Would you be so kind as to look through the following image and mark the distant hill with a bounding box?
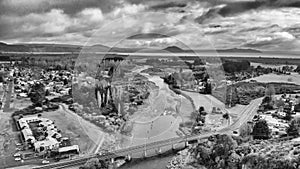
[0,42,261,54]
[128,33,169,39]
[0,42,82,53]
[217,48,262,53]
[163,46,185,53]
[0,42,29,52]
[82,44,110,53]
[163,46,262,53]
[85,44,144,53]
[0,42,144,53]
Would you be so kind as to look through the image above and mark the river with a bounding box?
[119,153,174,169]
[120,66,194,149]
[117,66,194,168]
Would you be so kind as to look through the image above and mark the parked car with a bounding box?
[15,157,21,161]
[13,153,21,157]
[42,160,50,164]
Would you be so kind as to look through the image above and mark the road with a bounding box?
[220,98,262,132]
[3,80,13,112]
[180,90,228,114]
[33,95,262,169]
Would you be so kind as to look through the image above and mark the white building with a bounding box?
[34,137,59,152]
[18,116,63,153]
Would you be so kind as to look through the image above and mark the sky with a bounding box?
[1,0,300,51]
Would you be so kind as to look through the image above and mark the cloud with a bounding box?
[0,1,148,44]
[283,24,300,38]
[111,3,146,17]
[1,0,300,52]
[274,32,296,40]
[218,1,264,17]
[0,8,105,42]
[0,9,70,39]
[150,1,187,10]
[0,0,120,16]
[259,0,300,7]
[133,37,178,48]
[194,5,224,24]
[244,31,296,50]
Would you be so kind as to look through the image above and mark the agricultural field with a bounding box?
[245,73,300,85]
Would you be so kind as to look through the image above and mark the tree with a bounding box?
[196,113,205,124]
[294,65,300,72]
[80,158,108,169]
[192,143,212,166]
[198,106,205,113]
[262,96,271,104]
[284,111,292,121]
[294,104,300,112]
[204,82,212,94]
[252,119,270,140]
[211,134,238,169]
[28,82,46,107]
[239,122,253,138]
[192,134,238,169]
[45,89,50,96]
[194,58,204,65]
[223,113,229,120]
[287,117,300,135]
[287,120,299,137]
[265,84,275,98]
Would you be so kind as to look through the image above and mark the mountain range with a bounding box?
[0,42,261,53]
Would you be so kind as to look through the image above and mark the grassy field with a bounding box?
[227,57,300,65]
[244,73,300,85]
[41,106,96,154]
[250,62,298,69]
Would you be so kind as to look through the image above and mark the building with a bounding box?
[34,137,59,152]
[17,116,66,153]
[58,145,79,154]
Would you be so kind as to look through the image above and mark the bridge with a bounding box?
[32,96,262,169]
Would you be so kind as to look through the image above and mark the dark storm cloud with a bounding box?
[193,0,300,19]
[150,2,187,10]
[192,1,266,25]
[218,1,263,17]
[260,0,300,7]
[285,1,300,7]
